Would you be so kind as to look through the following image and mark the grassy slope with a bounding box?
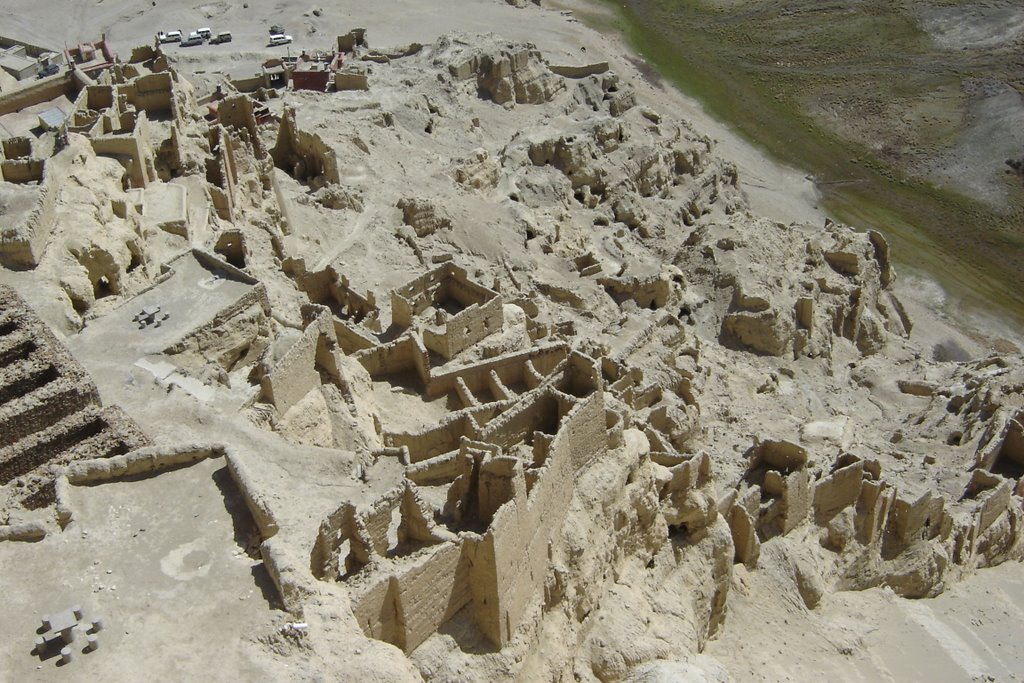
[589,0,1024,327]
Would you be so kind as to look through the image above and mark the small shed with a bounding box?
[37,107,66,131]
[0,48,37,80]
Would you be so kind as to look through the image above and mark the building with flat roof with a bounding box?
[0,46,38,81]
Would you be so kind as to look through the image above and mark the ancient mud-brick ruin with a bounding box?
[0,285,149,510]
[0,20,1023,681]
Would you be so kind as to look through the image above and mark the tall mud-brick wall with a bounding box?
[0,285,149,509]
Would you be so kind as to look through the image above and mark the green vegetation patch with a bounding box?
[593,0,1024,326]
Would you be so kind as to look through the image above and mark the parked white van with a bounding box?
[197,28,212,39]
[157,30,182,43]
[268,34,293,46]
[180,32,204,47]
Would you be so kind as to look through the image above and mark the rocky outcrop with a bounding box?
[685,217,911,358]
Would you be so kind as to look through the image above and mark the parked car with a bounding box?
[268,34,293,46]
[210,31,232,44]
[196,27,212,40]
[181,32,204,47]
[157,30,182,43]
[36,63,60,79]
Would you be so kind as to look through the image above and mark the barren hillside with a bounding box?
[0,1,1022,681]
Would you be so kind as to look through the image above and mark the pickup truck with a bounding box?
[210,31,232,44]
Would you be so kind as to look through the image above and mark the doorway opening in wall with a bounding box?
[94,275,114,300]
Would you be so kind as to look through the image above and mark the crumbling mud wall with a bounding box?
[272,107,340,186]
[334,482,472,653]
[708,219,910,359]
[207,125,239,221]
[472,390,606,645]
[126,71,174,115]
[0,137,45,184]
[284,264,383,353]
[65,71,177,189]
[356,334,432,386]
[445,36,565,106]
[89,110,158,189]
[311,344,610,653]
[0,73,73,116]
[260,308,338,413]
[390,263,503,360]
[0,285,149,511]
[425,344,568,401]
[218,94,265,157]
[0,157,44,183]
[289,261,381,328]
[164,282,272,373]
[0,155,59,268]
[0,28,1019,683]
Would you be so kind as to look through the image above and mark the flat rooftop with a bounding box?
[0,51,35,75]
[71,250,257,358]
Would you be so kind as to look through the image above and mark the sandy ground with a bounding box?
[709,559,1024,682]
[0,0,1021,680]
[0,458,283,682]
